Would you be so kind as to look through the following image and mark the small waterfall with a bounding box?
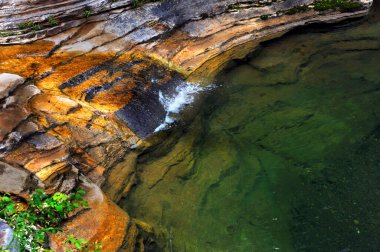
[154,82,213,133]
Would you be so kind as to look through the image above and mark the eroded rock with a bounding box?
[0,73,25,99]
[50,178,140,252]
[0,161,41,195]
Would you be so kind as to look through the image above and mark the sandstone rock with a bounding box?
[27,133,63,151]
[50,178,139,252]
[0,73,25,100]
[0,161,41,195]
[0,78,40,143]
[102,151,138,202]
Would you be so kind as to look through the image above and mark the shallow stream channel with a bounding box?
[122,2,380,251]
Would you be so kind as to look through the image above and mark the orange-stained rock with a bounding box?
[50,178,138,252]
[30,94,80,115]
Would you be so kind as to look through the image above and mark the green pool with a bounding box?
[124,3,380,251]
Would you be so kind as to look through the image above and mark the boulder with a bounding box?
[0,161,41,195]
[0,73,25,100]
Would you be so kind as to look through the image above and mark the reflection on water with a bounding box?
[123,3,380,251]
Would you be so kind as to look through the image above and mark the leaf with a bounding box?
[75,241,83,250]
[55,205,63,212]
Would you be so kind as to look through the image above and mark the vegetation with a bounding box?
[285,5,309,15]
[313,0,364,12]
[47,16,59,27]
[65,235,101,252]
[18,21,34,30]
[131,0,161,9]
[83,8,93,18]
[18,21,42,32]
[0,31,15,37]
[260,14,269,20]
[31,24,42,32]
[0,189,100,252]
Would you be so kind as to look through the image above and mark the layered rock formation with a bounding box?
[0,0,373,251]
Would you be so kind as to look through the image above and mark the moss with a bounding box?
[314,0,364,12]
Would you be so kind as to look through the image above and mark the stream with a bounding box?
[122,2,380,251]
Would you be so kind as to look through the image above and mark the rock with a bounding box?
[50,178,139,252]
[0,221,17,252]
[27,133,62,151]
[102,151,138,202]
[0,0,374,251]
[0,79,40,143]
[0,73,25,100]
[0,161,41,195]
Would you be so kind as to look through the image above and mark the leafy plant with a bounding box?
[0,189,92,252]
[65,235,101,252]
[0,31,15,37]
[83,8,92,18]
[31,24,42,32]
[17,21,42,32]
[18,21,34,30]
[131,0,161,8]
[313,0,363,12]
[285,5,309,15]
[47,16,59,27]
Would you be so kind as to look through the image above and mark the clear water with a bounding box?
[124,3,380,251]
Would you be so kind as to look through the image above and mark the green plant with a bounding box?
[132,0,144,8]
[31,23,42,31]
[285,5,309,15]
[65,235,101,252]
[0,31,15,37]
[18,21,34,30]
[260,14,269,20]
[313,0,363,12]
[47,16,59,27]
[0,189,90,252]
[18,21,43,31]
[131,0,161,8]
[83,8,92,18]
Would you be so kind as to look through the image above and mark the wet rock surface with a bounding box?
[0,0,374,251]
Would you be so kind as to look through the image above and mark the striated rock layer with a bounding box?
[0,0,373,251]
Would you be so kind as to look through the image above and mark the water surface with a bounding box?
[124,3,380,251]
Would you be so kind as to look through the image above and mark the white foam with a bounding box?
[154,82,212,132]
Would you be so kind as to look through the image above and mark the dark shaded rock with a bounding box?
[27,133,62,151]
[115,90,166,139]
